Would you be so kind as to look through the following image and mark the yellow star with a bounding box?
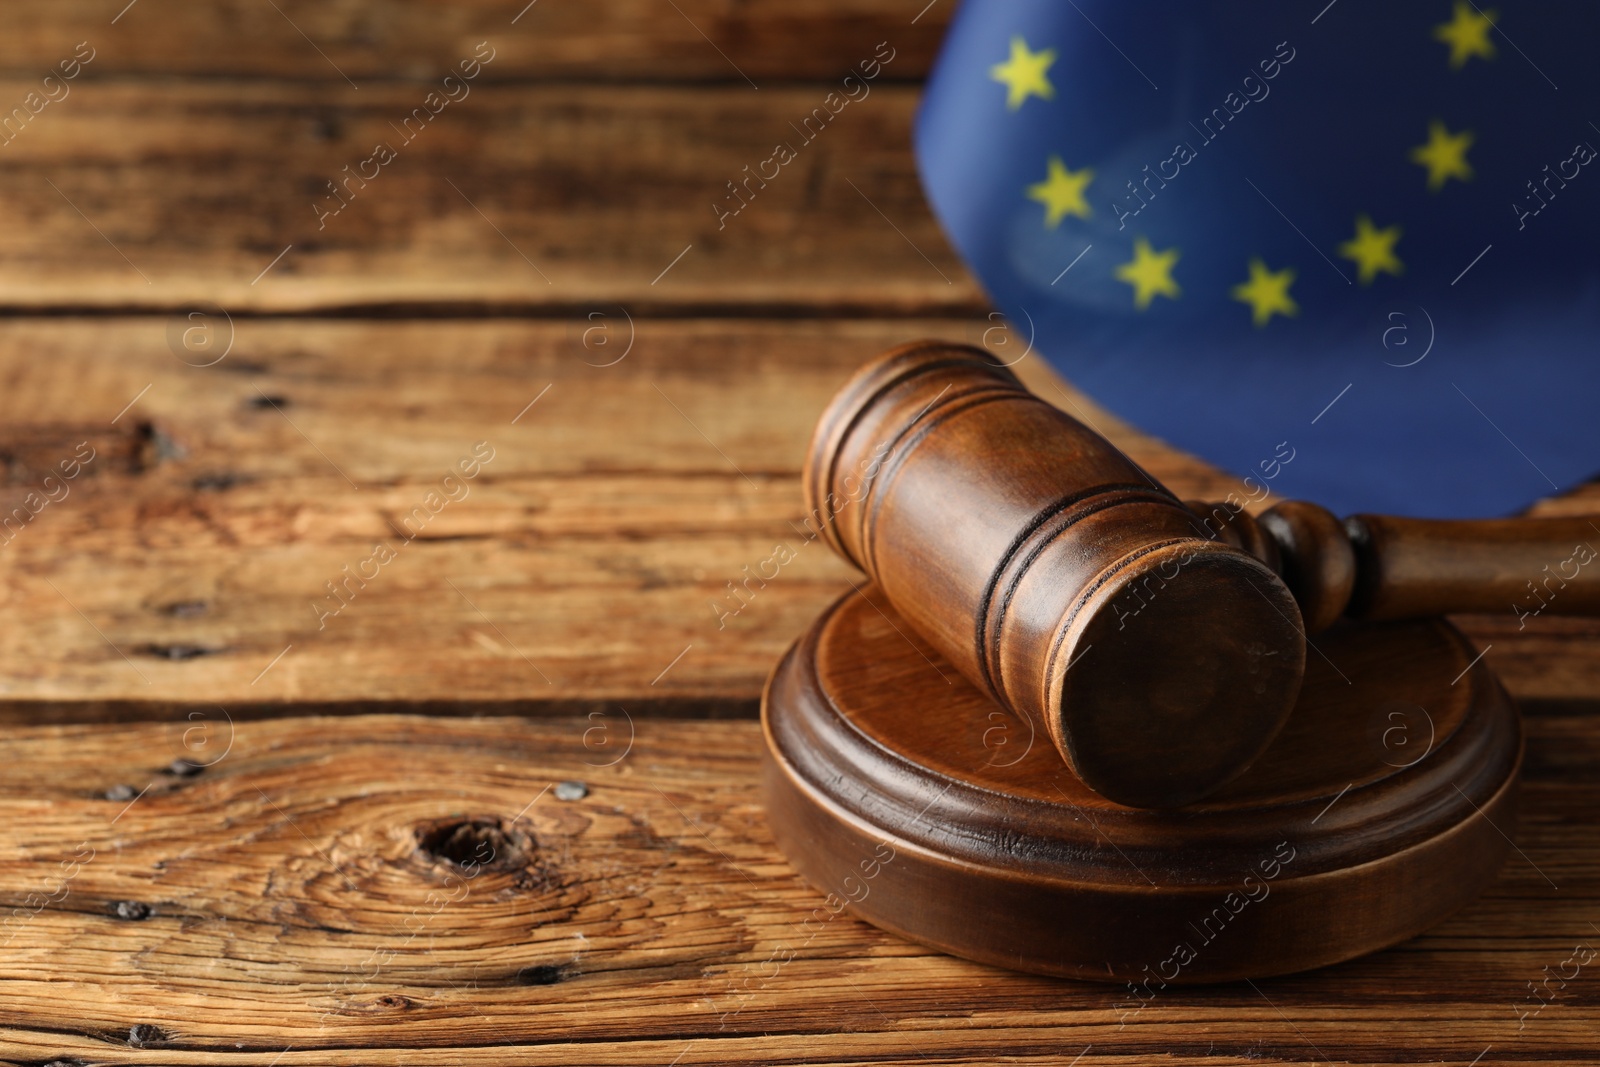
[1231,259,1298,327]
[990,36,1056,111]
[1338,215,1403,286]
[1114,238,1180,310]
[1027,156,1094,227]
[1411,120,1475,190]
[1434,1,1496,68]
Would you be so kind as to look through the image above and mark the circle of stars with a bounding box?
[993,2,1501,323]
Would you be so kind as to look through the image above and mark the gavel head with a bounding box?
[803,342,1306,808]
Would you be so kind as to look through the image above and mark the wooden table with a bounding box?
[2,4,1597,1064]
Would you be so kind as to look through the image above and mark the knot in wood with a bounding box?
[516,963,568,985]
[414,816,530,873]
[126,1023,167,1047]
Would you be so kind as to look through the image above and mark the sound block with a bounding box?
[762,587,1521,983]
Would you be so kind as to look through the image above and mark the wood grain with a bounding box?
[803,342,1305,807]
[0,3,1592,1061]
[0,80,976,312]
[0,713,1593,1063]
[0,317,1595,714]
[0,0,949,82]
[766,590,1518,979]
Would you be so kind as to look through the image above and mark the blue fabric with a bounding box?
[915,0,1600,517]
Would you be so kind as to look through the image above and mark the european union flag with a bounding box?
[916,0,1600,517]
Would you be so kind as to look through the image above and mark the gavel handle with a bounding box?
[1189,499,1600,633]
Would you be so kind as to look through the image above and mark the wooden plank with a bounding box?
[1,0,949,82]
[0,712,1594,1063]
[0,317,907,710]
[0,80,977,312]
[0,316,1595,714]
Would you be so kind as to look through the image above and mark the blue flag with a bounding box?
[915,0,1600,518]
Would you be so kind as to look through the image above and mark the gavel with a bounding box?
[805,342,1600,808]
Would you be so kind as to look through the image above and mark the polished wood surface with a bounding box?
[805,343,1600,808]
[764,588,1519,981]
[804,342,1305,809]
[1202,497,1355,633]
[0,2,1597,1063]
[1349,513,1600,621]
[1208,503,1600,629]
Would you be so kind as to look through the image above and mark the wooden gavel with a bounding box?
[806,342,1600,808]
